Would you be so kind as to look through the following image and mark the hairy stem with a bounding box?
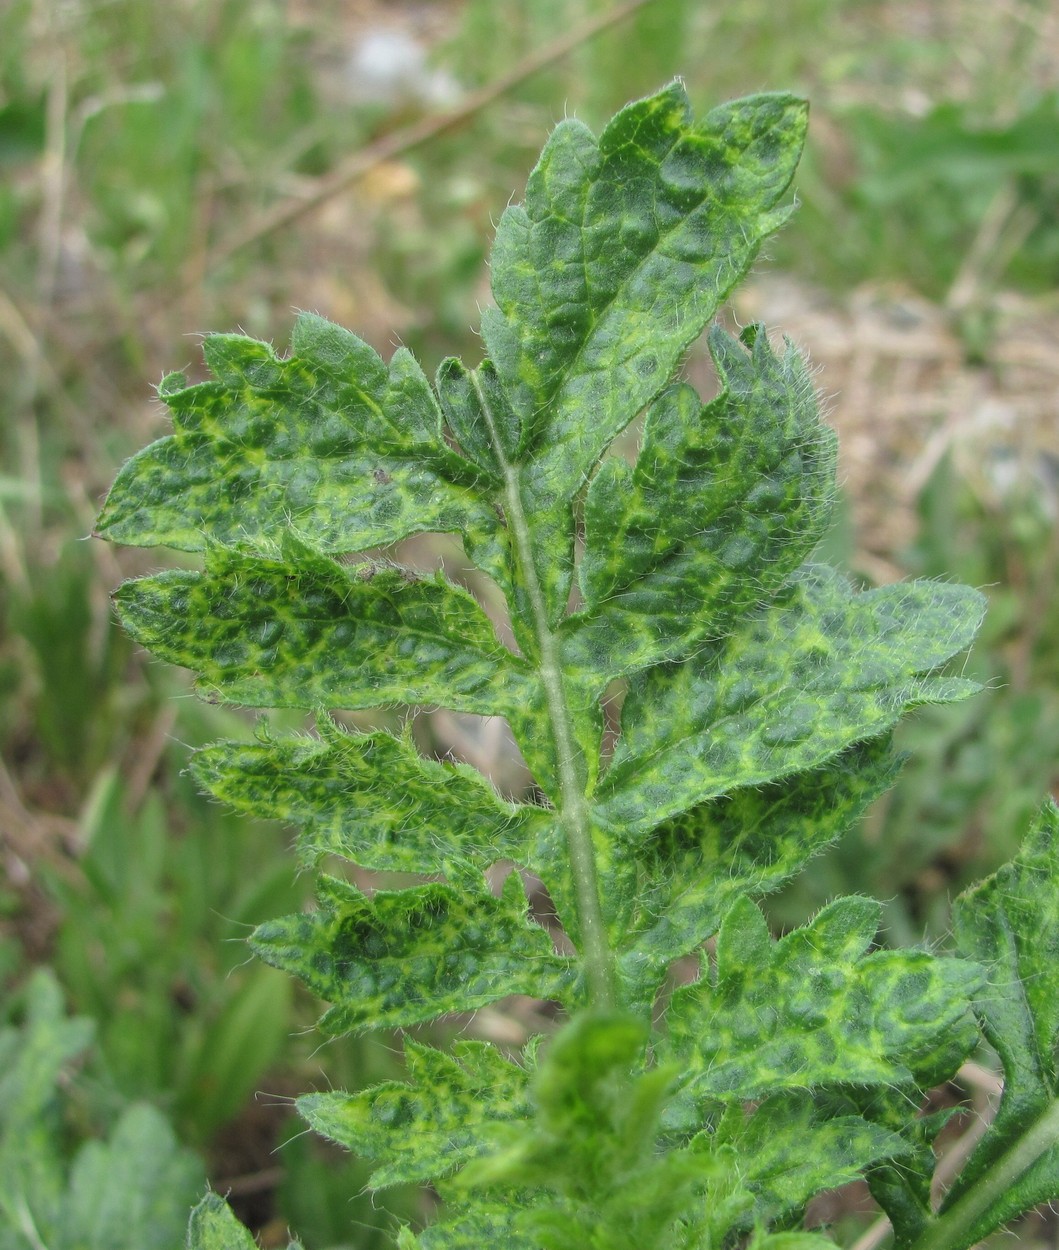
[472,375,617,1009]
[909,1098,1059,1250]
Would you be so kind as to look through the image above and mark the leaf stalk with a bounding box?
[471,373,617,1009]
[909,1097,1059,1250]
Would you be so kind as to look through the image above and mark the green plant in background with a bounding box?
[95,82,1059,1249]
[0,968,204,1249]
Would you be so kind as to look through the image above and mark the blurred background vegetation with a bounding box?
[0,0,1057,1246]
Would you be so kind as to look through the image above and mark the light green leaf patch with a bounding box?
[299,1039,532,1188]
[96,315,507,580]
[192,719,549,883]
[114,539,533,717]
[565,325,836,683]
[665,895,982,1100]
[600,565,984,835]
[252,872,577,1033]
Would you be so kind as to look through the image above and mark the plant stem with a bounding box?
[472,376,617,1010]
[908,1098,1059,1250]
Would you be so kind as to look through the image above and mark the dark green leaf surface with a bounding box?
[600,566,984,835]
[192,719,547,882]
[115,541,532,716]
[484,85,807,621]
[665,896,981,1100]
[566,326,836,681]
[253,872,576,1033]
[299,1039,532,1187]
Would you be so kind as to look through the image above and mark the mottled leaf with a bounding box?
[614,737,899,1001]
[665,896,982,1099]
[711,1093,908,1226]
[187,1192,301,1250]
[114,540,533,717]
[252,872,576,1032]
[410,1202,538,1250]
[92,80,1000,1250]
[192,719,547,882]
[96,315,506,577]
[600,565,984,836]
[299,1039,532,1187]
[485,84,807,620]
[565,326,835,681]
[924,798,1059,1245]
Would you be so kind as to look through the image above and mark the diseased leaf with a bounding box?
[926,798,1059,1245]
[599,566,984,836]
[192,719,547,883]
[410,1202,538,1250]
[711,1093,909,1226]
[115,540,533,717]
[665,896,982,1100]
[187,1192,302,1250]
[253,872,576,1033]
[484,86,808,621]
[95,80,1004,1250]
[566,326,835,681]
[299,1040,532,1188]
[614,737,900,1001]
[96,316,507,575]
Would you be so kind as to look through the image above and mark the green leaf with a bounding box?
[93,81,999,1250]
[96,315,505,576]
[187,1192,302,1250]
[565,326,836,681]
[615,737,900,1001]
[710,1093,909,1227]
[410,1202,538,1250]
[919,798,1059,1246]
[192,719,547,883]
[62,1104,204,1250]
[0,970,95,1245]
[665,896,982,1100]
[599,566,984,836]
[114,540,533,716]
[298,1039,532,1187]
[462,1012,714,1250]
[484,84,807,621]
[252,872,576,1032]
